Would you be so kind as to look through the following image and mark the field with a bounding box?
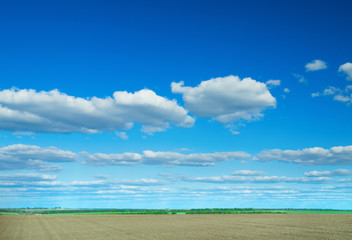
[1,214,352,239]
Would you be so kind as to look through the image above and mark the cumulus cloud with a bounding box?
[305,60,327,71]
[0,144,77,172]
[304,169,352,177]
[81,150,251,167]
[171,75,276,124]
[255,145,352,165]
[265,80,281,87]
[312,86,352,104]
[0,88,195,134]
[339,62,352,80]
[231,170,266,176]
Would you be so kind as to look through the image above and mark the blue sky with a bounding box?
[1,0,352,209]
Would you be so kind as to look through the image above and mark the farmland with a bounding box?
[1,214,352,239]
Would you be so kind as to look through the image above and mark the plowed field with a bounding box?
[1,214,352,239]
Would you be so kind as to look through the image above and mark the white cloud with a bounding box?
[232,170,266,176]
[81,150,251,167]
[0,173,56,181]
[305,60,327,71]
[312,86,351,104]
[255,145,352,165]
[70,178,164,187]
[229,130,240,135]
[185,185,292,192]
[225,123,244,135]
[175,148,191,152]
[171,75,276,124]
[0,88,195,134]
[0,144,77,172]
[312,86,340,97]
[293,73,306,83]
[80,151,142,166]
[333,94,351,103]
[283,88,290,93]
[304,169,352,177]
[265,80,281,87]
[94,174,109,179]
[115,131,128,140]
[323,86,341,95]
[183,175,330,184]
[0,174,165,189]
[339,62,352,80]
[311,93,319,97]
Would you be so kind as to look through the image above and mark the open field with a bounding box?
[1,214,352,240]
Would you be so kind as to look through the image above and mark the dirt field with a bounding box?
[1,214,352,239]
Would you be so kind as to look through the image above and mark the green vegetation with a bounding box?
[282,209,352,214]
[1,208,352,215]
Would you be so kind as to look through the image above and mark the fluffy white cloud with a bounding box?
[231,170,266,176]
[171,75,276,124]
[339,62,352,80]
[0,144,77,172]
[265,80,281,87]
[304,169,352,177]
[305,59,327,71]
[0,88,195,134]
[283,88,290,93]
[81,150,251,167]
[255,145,352,165]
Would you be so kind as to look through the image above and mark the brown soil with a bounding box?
[1,214,351,240]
